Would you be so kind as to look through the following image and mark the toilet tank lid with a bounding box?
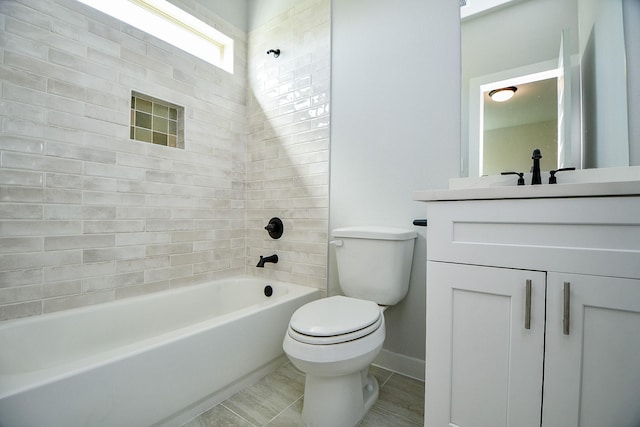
[332,226,417,241]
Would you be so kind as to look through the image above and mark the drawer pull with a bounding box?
[525,279,532,330]
[563,282,571,335]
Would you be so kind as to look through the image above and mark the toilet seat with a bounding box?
[288,296,382,345]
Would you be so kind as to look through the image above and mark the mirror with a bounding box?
[481,77,558,175]
[461,0,639,177]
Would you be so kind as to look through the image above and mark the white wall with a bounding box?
[330,0,460,371]
[246,0,298,31]
[191,0,248,32]
[580,0,629,168]
[624,0,640,166]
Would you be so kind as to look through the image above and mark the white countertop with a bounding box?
[413,166,640,202]
[413,180,640,201]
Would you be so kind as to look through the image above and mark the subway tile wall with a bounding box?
[0,0,249,321]
[246,0,330,289]
[0,0,330,322]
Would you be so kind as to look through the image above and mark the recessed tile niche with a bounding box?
[130,92,184,148]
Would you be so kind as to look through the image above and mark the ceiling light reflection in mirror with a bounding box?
[482,77,558,175]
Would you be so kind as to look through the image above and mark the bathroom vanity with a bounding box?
[414,171,640,427]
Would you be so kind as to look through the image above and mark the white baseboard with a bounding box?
[373,349,425,381]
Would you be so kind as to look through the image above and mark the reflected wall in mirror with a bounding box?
[482,78,557,175]
[461,0,640,177]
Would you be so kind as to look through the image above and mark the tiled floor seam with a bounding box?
[183,364,424,426]
[265,395,304,426]
[378,372,394,388]
[220,402,259,427]
[370,404,423,426]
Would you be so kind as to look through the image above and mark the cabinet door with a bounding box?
[543,273,640,427]
[426,262,546,427]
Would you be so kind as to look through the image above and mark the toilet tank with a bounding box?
[332,226,417,305]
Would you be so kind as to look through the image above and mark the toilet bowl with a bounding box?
[283,296,386,427]
[283,226,417,427]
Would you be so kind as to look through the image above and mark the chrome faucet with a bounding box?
[531,149,542,185]
[256,254,278,268]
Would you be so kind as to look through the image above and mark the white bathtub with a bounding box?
[0,276,320,427]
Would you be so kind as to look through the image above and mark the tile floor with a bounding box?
[182,362,424,426]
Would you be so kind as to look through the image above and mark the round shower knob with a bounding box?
[264,217,283,239]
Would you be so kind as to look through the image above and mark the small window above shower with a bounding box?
[75,0,234,73]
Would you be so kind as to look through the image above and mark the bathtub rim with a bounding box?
[0,275,321,400]
[0,275,311,329]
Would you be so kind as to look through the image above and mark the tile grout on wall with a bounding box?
[0,0,330,322]
[245,0,331,290]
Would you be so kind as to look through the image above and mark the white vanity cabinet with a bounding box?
[422,196,640,427]
[543,272,640,426]
[427,262,546,426]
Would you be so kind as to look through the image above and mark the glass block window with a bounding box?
[130,92,184,148]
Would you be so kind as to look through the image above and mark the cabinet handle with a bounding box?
[563,282,571,335]
[525,279,532,330]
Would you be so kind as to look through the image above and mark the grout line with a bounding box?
[372,364,426,383]
[264,394,304,425]
[220,403,259,427]
[188,367,423,426]
[377,370,395,388]
[369,406,424,427]
[376,407,424,426]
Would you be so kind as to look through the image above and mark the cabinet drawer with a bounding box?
[426,196,640,279]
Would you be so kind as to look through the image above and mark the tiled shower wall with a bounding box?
[0,0,331,322]
[246,0,330,289]
[0,0,249,321]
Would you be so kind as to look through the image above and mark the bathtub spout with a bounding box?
[257,254,278,267]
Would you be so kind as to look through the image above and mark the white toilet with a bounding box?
[283,226,417,427]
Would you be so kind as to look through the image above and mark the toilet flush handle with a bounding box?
[330,240,343,247]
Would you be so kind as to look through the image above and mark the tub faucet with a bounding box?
[531,148,542,185]
[256,254,278,268]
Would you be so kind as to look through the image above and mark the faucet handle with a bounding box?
[501,171,525,186]
[264,217,283,239]
[548,167,576,184]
